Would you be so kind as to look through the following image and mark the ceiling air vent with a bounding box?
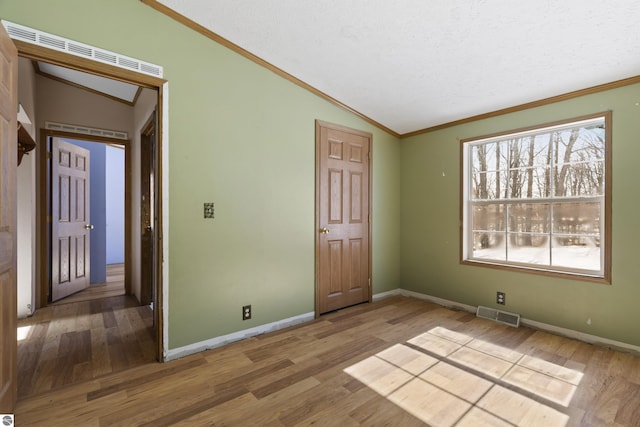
[45,122,128,141]
[2,20,163,79]
[476,305,520,328]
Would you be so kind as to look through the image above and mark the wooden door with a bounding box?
[51,138,91,301]
[0,23,18,413]
[140,112,156,307]
[316,121,371,314]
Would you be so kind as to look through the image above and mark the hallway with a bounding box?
[17,264,155,399]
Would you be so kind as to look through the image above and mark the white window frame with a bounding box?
[461,112,611,283]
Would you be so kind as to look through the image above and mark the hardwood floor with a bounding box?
[17,264,155,400]
[52,263,126,305]
[14,296,640,426]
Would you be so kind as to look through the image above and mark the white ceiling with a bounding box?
[157,0,640,135]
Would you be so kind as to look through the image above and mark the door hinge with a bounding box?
[47,215,52,223]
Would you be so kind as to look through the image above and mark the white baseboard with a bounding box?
[397,289,477,313]
[372,289,401,301]
[166,288,640,361]
[165,311,315,361]
[395,289,640,356]
[519,318,640,355]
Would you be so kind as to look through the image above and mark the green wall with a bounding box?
[401,83,640,347]
[1,0,401,349]
[6,0,636,351]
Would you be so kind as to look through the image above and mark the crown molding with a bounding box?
[140,0,400,138]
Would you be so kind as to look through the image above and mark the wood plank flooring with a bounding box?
[52,264,126,305]
[17,263,155,400]
[13,296,640,426]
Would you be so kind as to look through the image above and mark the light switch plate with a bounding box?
[204,202,215,219]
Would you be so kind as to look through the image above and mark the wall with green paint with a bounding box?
[1,0,401,349]
[8,0,636,351]
[401,83,640,347]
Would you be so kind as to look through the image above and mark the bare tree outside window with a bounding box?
[462,113,610,281]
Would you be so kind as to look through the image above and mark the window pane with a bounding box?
[471,143,509,199]
[555,127,605,165]
[511,135,551,168]
[551,201,601,269]
[471,142,508,172]
[471,171,500,199]
[553,162,604,197]
[551,239,600,270]
[507,233,550,265]
[473,204,506,231]
[506,203,550,265]
[507,203,550,233]
[472,232,506,261]
[552,202,601,237]
[508,167,550,198]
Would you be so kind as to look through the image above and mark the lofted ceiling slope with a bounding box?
[151,0,640,136]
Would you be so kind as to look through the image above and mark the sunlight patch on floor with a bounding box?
[17,325,32,341]
[344,326,582,426]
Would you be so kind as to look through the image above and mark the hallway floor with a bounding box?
[17,264,155,399]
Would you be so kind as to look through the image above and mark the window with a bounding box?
[461,112,611,282]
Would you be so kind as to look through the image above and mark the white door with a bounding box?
[51,138,91,301]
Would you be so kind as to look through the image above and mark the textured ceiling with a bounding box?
[157,0,640,135]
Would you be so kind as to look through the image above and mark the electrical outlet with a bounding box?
[242,304,251,320]
[496,291,506,305]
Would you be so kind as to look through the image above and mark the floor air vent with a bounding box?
[476,306,520,327]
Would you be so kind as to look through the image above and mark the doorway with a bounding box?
[47,136,127,303]
[0,20,167,410]
[11,35,165,401]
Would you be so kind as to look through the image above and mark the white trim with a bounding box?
[2,20,163,78]
[167,287,640,361]
[398,289,477,313]
[161,83,170,360]
[519,318,640,356]
[167,289,402,360]
[165,311,315,361]
[397,289,640,356]
[372,289,401,301]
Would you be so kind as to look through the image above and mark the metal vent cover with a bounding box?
[476,305,520,328]
[45,122,128,140]
[2,20,163,78]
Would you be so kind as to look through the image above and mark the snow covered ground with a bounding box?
[473,244,600,271]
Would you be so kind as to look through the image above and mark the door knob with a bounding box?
[84,224,94,230]
[320,227,330,234]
